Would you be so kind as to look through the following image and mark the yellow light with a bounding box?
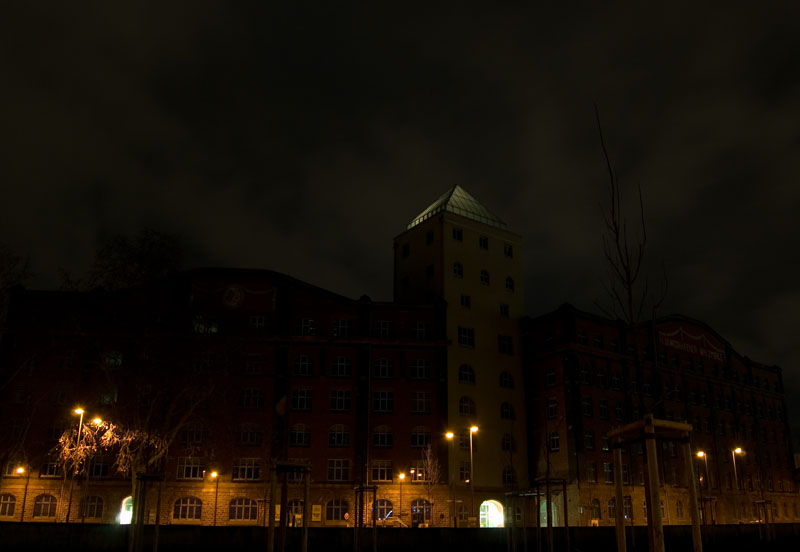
[74,408,85,415]
[15,467,25,474]
[92,418,103,425]
[399,473,405,480]
[734,447,743,454]
[470,426,479,433]
[696,451,705,458]
[210,471,218,479]
[445,431,454,440]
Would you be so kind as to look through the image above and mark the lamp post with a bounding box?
[210,471,219,526]
[469,426,478,522]
[697,451,710,525]
[399,473,405,522]
[16,467,30,523]
[66,407,86,523]
[731,447,743,520]
[445,431,456,527]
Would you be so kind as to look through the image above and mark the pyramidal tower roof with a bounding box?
[407,185,507,230]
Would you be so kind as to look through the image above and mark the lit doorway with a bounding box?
[479,500,504,527]
[119,496,133,524]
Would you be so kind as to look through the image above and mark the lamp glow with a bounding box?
[74,408,85,415]
[445,431,454,439]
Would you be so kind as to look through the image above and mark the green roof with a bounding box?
[407,185,507,230]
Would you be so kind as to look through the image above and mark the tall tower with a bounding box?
[394,186,527,513]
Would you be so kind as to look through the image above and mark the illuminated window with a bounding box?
[373,499,393,520]
[173,497,202,520]
[229,497,258,520]
[459,461,471,481]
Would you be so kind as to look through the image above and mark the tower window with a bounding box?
[505,277,515,292]
[479,236,489,250]
[460,294,471,309]
[452,227,463,241]
[453,262,463,278]
[480,270,490,285]
[504,243,513,257]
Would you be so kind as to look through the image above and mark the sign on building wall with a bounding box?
[658,327,725,362]
[312,505,322,522]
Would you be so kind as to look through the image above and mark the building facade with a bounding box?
[523,304,798,527]
[0,187,796,529]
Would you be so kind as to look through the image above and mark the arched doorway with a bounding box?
[539,500,559,526]
[479,500,504,527]
[119,496,133,525]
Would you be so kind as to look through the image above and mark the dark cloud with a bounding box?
[3,2,800,446]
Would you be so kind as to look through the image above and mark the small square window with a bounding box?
[452,227,463,241]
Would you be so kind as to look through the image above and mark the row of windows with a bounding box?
[457,365,515,387]
[401,228,514,257]
[290,390,437,414]
[457,397,517,420]
[456,328,515,354]
[0,494,102,519]
[294,319,429,339]
[286,356,434,379]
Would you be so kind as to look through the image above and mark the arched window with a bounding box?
[502,467,516,486]
[411,426,431,448]
[373,499,393,521]
[0,494,16,517]
[81,495,104,519]
[411,499,431,526]
[326,499,348,521]
[373,425,393,448]
[229,497,258,520]
[173,497,202,520]
[608,498,616,519]
[453,262,463,278]
[501,402,516,420]
[591,499,601,520]
[33,494,57,518]
[499,371,514,388]
[328,424,350,447]
[505,277,515,291]
[458,364,475,384]
[459,396,476,417]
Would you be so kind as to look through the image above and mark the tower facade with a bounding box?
[394,186,528,509]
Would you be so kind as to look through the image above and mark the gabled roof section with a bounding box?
[407,185,507,230]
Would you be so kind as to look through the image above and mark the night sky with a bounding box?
[3,3,800,448]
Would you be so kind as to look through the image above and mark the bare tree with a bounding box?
[421,444,441,509]
[594,105,667,325]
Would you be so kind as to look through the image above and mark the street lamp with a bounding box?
[210,471,219,526]
[16,466,31,523]
[399,472,405,522]
[469,426,478,521]
[66,407,86,523]
[445,431,456,527]
[697,451,710,525]
[731,447,743,521]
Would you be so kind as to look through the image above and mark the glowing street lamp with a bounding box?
[469,426,478,521]
[210,471,219,526]
[399,472,406,520]
[15,466,31,522]
[731,447,743,492]
[445,431,456,527]
[696,451,709,491]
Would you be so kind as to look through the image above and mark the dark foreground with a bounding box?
[2,523,800,552]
